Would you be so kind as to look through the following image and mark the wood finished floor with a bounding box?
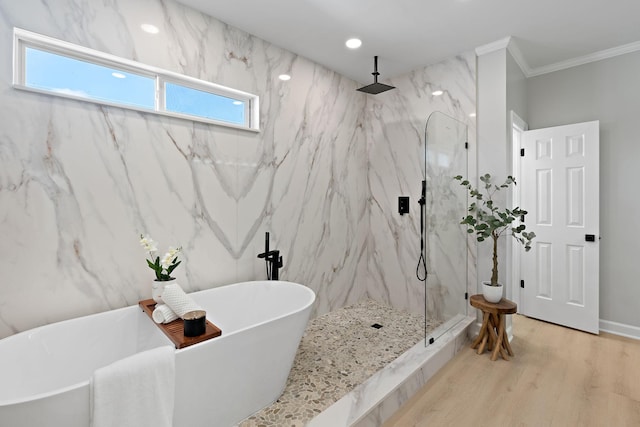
[384,314,640,427]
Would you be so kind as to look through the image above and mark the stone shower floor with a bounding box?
[238,299,442,427]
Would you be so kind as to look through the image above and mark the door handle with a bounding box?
[585,234,596,242]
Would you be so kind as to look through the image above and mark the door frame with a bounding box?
[509,111,528,310]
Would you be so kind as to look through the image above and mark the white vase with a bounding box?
[152,278,176,303]
[482,281,503,303]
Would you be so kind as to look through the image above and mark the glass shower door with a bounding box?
[423,111,469,344]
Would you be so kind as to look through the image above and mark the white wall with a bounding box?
[0,0,479,338]
[475,46,530,338]
[476,48,508,293]
[366,53,477,319]
[0,0,369,338]
[526,50,640,328]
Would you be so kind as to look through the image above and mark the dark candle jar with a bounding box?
[183,310,206,337]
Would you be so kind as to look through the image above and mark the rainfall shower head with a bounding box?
[357,56,395,95]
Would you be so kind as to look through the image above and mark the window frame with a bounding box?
[12,28,260,132]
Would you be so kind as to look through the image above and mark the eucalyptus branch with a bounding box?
[455,174,536,286]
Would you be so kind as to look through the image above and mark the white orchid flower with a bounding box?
[139,234,157,253]
[141,235,182,281]
[160,253,172,269]
[161,246,181,269]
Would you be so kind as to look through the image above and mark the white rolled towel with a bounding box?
[161,283,203,318]
[152,304,179,324]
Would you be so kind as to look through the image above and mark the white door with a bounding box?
[520,121,600,334]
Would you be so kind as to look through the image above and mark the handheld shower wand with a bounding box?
[417,180,427,282]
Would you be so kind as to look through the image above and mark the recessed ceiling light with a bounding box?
[469,112,476,118]
[278,74,291,81]
[111,72,126,79]
[345,38,362,49]
[432,90,444,96]
[141,24,159,34]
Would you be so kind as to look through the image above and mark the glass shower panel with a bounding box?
[423,111,468,343]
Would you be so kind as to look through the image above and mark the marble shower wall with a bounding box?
[366,53,477,319]
[0,0,368,338]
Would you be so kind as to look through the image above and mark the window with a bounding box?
[25,47,156,109]
[13,28,259,131]
[165,82,247,125]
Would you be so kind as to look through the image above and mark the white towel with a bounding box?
[90,345,175,427]
[152,304,179,324]
[162,283,202,318]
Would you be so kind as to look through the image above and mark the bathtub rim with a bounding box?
[181,280,316,351]
[0,303,139,407]
[0,280,315,407]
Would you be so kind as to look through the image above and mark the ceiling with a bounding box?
[176,0,640,83]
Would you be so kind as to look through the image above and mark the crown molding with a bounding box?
[528,40,640,77]
[475,36,532,77]
[475,37,511,56]
[476,36,640,78]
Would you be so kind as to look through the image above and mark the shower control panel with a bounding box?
[398,196,410,215]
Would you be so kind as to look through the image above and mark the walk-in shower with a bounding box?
[229,110,473,426]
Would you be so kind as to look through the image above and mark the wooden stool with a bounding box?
[469,294,517,361]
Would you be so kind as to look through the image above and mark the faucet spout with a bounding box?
[257,250,279,259]
[257,232,283,280]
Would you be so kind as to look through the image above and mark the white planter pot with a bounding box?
[152,278,176,303]
[482,281,503,303]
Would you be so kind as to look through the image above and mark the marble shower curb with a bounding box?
[308,314,474,427]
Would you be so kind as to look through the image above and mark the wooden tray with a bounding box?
[139,299,222,349]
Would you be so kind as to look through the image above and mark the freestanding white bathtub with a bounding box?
[0,280,315,427]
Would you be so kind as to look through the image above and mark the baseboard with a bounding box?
[599,319,640,340]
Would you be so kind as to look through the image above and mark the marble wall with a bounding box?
[366,54,477,320]
[0,0,477,339]
[0,0,368,338]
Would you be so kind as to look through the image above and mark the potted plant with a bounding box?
[454,174,535,303]
[140,234,183,303]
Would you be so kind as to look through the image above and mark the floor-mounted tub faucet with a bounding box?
[257,232,283,280]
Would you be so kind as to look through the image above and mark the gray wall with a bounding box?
[505,49,528,303]
[527,50,640,328]
[507,51,528,125]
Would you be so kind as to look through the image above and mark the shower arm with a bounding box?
[372,56,380,83]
